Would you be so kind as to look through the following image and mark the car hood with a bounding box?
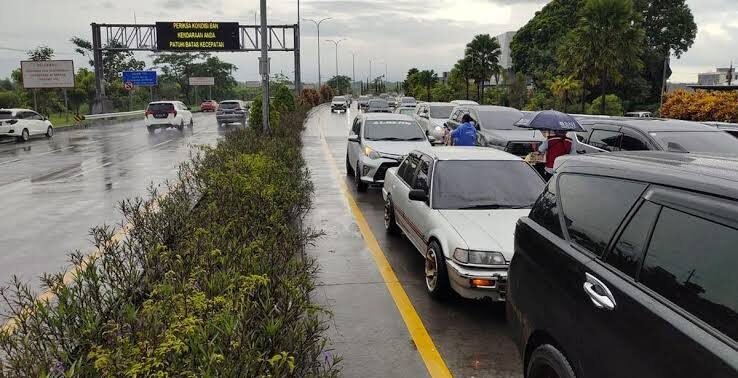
[439,209,531,261]
[479,129,545,142]
[364,140,431,158]
[430,118,447,128]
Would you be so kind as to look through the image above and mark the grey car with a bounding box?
[367,99,392,113]
[216,100,249,126]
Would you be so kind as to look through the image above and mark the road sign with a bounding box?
[122,70,157,86]
[189,77,215,86]
[156,22,240,51]
[21,60,75,89]
[124,81,134,91]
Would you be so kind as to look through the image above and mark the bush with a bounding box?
[299,89,321,108]
[587,94,624,116]
[248,97,281,132]
[273,84,296,113]
[319,85,334,104]
[661,89,738,122]
[0,107,339,377]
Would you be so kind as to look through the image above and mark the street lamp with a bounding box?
[303,17,331,88]
[325,38,346,79]
[350,51,357,95]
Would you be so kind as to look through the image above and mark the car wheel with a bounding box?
[355,161,368,192]
[147,126,156,134]
[45,126,53,137]
[189,118,194,128]
[384,196,400,235]
[178,120,184,131]
[425,241,451,299]
[346,154,355,176]
[527,345,576,378]
[17,129,29,143]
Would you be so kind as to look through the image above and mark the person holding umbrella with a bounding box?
[515,110,585,180]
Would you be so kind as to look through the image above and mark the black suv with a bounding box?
[576,117,738,155]
[446,105,544,157]
[508,152,738,378]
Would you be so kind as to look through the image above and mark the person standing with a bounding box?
[537,130,576,180]
[447,114,477,146]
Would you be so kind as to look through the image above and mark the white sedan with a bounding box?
[0,108,54,142]
[382,147,545,300]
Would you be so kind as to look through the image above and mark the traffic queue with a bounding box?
[339,94,738,378]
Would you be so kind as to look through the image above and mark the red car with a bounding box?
[200,100,218,112]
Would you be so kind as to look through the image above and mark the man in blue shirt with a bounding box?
[448,114,477,146]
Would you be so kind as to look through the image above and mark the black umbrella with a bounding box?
[515,110,585,132]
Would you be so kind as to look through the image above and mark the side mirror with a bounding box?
[348,135,360,143]
[427,135,437,143]
[408,189,428,202]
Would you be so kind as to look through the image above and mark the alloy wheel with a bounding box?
[425,248,438,291]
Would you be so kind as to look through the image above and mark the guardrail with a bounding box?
[84,110,144,120]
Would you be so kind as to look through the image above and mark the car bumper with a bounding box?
[358,157,401,185]
[446,260,508,301]
[331,105,346,110]
[0,127,21,137]
[145,118,180,128]
[216,114,246,123]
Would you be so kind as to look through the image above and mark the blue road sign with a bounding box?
[122,71,157,86]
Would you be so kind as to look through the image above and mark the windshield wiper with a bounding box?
[457,204,532,210]
[372,137,409,141]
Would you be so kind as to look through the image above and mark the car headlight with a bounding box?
[453,249,506,265]
[364,146,382,159]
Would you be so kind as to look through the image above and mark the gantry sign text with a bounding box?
[156,22,240,51]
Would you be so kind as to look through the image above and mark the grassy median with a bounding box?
[0,104,340,377]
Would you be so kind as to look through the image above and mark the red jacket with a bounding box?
[545,136,572,169]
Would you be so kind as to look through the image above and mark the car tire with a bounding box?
[425,240,451,300]
[527,344,576,378]
[188,118,194,128]
[384,196,400,235]
[17,129,29,143]
[147,126,156,134]
[355,161,368,192]
[45,126,53,137]
[177,120,184,131]
[346,154,355,176]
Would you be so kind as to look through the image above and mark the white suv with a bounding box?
[144,101,193,133]
[0,108,54,143]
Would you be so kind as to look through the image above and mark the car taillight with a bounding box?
[169,110,177,117]
[7,119,17,125]
[144,110,152,117]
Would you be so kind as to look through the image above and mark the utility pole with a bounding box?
[325,38,346,79]
[659,49,670,111]
[303,17,331,88]
[350,51,357,95]
[260,0,270,132]
[369,59,373,93]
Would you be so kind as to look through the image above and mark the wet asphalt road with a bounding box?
[0,113,223,288]
[307,104,523,377]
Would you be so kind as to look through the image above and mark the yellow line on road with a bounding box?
[316,114,452,378]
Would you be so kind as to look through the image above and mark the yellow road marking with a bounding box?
[316,115,452,378]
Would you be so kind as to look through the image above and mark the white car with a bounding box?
[331,96,348,113]
[0,108,54,142]
[414,102,455,144]
[450,100,479,106]
[144,101,193,133]
[346,113,432,192]
[382,147,545,300]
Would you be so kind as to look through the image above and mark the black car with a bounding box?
[508,152,738,378]
[576,117,738,155]
[446,105,544,157]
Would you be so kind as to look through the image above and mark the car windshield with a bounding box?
[649,131,738,155]
[364,120,425,141]
[401,97,416,104]
[430,106,454,119]
[398,108,415,115]
[359,96,369,101]
[218,102,241,110]
[147,103,174,112]
[0,111,14,120]
[476,110,523,130]
[432,160,544,209]
[369,100,389,108]
[333,96,345,101]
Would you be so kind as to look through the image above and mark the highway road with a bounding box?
[0,113,224,288]
[304,104,523,377]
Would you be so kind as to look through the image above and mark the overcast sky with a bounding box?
[0,0,735,84]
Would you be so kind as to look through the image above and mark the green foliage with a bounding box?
[0,105,339,377]
[484,86,509,106]
[0,91,21,108]
[508,72,529,110]
[549,75,582,112]
[636,0,696,58]
[587,94,624,115]
[465,34,502,103]
[403,68,420,96]
[453,58,473,100]
[273,84,296,113]
[299,89,321,107]
[524,90,556,111]
[431,83,455,102]
[416,70,439,102]
[27,45,55,61]
[152,52,238,104]
[326,75,352,95]
[248,97,280,131]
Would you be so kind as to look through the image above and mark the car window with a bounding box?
[0,111,13,120]
[429,106,454,119]
[620,130,649,151]
[529,179,564,238]
[476,110,523,130]
[414,156,432,192]
[649,131,738,155]
[588,129,623,151]
[30,112,43,120]
[351,118,361,136]
[399,154,420,185]
[606,201,661,277]
[639,206,738,343]
[559,174,647,256]
[148,103,175,112]
[363,120,425,141]
[219,101,242,110]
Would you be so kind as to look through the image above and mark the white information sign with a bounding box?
[21,60,75,89]
[189,76,215,86]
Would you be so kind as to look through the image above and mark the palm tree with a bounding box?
[549,75,582,112]
[465,34,502,104]
[416,70,438,102]
[454,57,473,100]
[558,0,644,114]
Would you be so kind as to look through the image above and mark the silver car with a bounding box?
[414,102,455,144]
[367,99,391,113]
[216,100,249,126]
[346,113,432,192]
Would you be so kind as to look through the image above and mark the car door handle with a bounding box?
[583,273,616,311]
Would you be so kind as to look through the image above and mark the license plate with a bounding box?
[154,113,168,119]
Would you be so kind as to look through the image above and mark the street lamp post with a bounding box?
[325,38,346,80]
[303,17,331,88]
[350,51,357,95]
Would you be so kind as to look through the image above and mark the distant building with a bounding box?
[495,31,516,71]
[697,67,735,86]
[441,71,449,84]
